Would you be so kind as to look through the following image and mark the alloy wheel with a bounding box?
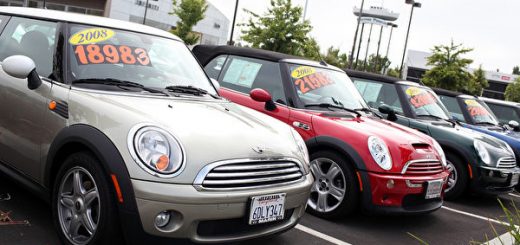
[445,160,458,193]
[308,158,347,213]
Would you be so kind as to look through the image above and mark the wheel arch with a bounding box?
[437,140,475,178]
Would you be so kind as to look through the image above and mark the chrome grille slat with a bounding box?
[203,173,303,186]
[206,167,300,178]
[402,159,443,175]
[497,157,517,169]
[213,163,296,171]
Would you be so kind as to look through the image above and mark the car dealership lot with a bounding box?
[1,175,518,245]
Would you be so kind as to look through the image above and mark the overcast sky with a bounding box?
[207,0,520,73]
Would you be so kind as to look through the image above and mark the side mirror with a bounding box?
[210,78,220,90]
[509,120,520,131]
[378,104,397,122]
[250,88,276,111]
[1,55,41,90]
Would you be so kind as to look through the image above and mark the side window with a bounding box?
[204,55,227,80]
[0,17,57,77]
[439,95,466,122]
[220,56,286,104]
[353,78,403,113]
[487,103,520,124]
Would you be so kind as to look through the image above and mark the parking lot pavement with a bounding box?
[0,174,516,245]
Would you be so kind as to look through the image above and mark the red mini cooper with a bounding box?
[193,45,450,217]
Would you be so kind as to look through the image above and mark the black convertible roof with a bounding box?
[344,69,407,84]
[431,88,463,97]
[193,45,304,66]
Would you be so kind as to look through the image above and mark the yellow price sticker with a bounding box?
[69,28,115,45]
[464,99,479,107]
[291,66,316,79]
[405,87,424,96]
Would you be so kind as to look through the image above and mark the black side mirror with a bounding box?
[378,105,397,122]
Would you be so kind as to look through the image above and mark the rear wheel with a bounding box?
[444,152,468,200]
[307,151,359,219]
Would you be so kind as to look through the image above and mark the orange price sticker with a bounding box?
[294,72,334,94]
[73,44,152,66]
[468,106,489,117]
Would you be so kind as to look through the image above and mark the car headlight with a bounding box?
[128,125,185,177]
[290,128,310,174]
[474,140,491,165]
[368,136,392,170]
[432,140,447,167]
[505,143,516,158]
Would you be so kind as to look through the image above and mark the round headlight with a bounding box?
[129,125,184,177]
[368,136,392,170]
[474,140,491,165]
[432,140,447,167]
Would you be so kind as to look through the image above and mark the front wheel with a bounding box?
[444,152,468,200]
[306,151,359,219]
[52,152,122,245]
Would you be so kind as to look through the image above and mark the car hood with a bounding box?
[465,124,520,150]
[68,91,306,183]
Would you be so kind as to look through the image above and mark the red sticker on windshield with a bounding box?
[468,106,489,117]
[73,44,151,66]
[410,92,436,108]
[294,72,334,94]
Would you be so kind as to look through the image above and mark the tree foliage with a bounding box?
[170,0,208,45]
[465,66,488,96]
[322,46,348,69]
[386,67,401,78]
[241,0,314,57]
[513,66,520,75]
[421,41,474,91]
[505,77,520,102]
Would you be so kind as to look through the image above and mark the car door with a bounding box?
[206,55,291,124]
[0,16,58,180]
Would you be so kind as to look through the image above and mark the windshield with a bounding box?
[462,99,499,125]
[288,65,368,110]
[400,85,450,120]
[67,25,216,95]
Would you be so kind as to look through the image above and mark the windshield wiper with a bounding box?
[165,85,220,99]
[305,103,361,117]
[475,121,497,126]
[416,114,447,121]
[72,78,169,96]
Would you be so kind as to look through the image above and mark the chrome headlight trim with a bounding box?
[432,139,447,167]
[474,140,491,165]
[127,123,186,178]
[367,136,392,170]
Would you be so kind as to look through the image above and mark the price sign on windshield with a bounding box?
[293,69,335,94]
[73,44,152,66]
[406,87,437,108]
[465,99,490,117]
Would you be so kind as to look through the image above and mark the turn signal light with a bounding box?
[155,155,170,171]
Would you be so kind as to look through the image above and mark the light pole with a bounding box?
[374,25,384,72]
[303,0,309,21]
[349,0,365,68]
[42,0,46,8]
[363,22,373,70]
[400,0,421,78]
[143,0,150,24]
[228,0,240,45]
[383,23,398,74]
[354,23,365,69]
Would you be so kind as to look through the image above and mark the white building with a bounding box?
[0,0,230,45]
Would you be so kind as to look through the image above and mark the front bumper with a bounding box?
[471,166,520,194]
[129,174,312,243]
[361,170,450,214]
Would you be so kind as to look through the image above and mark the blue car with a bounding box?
[433,88,520,162]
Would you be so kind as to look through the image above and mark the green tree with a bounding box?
[170,0,208,45]
[505,77,520,102]
[241,0,313,57]
[513,66,520,75]
[302,37,321,60]
[466,66,488,96]
[387,67,401,78]
[365,55,390,73]
[421,41,473,91]
[322,46,348,69]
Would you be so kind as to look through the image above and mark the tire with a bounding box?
[52,152,123,245]
[306,150,359,219]
[444,152,469,200]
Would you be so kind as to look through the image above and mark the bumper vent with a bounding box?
[402,159,443,175]
[497,157,517,169]
[194,159,304,190]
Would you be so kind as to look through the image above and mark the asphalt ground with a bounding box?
[1,175,518,245]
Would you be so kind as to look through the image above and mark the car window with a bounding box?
[438,95,466,122]
[220,56,286,104]
[460,99,498,125]
[0,17,57,77]
[353,78,403,113]
[486,103,520,125]
[204,55,227,80]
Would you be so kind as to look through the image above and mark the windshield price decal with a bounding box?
[291,66,316,79]
[69,28,115,45]
[294,72,334,94]
[465,100,489,117]
[74,44,151,66]
[405,86,425,96]
[409,92,436,108]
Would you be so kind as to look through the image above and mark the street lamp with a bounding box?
[143,0,150,25]
[228,0,240,45]
[349,0,365,68]
[399,0,421,78]
[383,23,398,74]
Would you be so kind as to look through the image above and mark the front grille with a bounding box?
[196,160,304,190]
[497,157,517,169]
[402,160,443,175]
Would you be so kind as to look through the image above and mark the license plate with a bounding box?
[425,179,443,199]
[511,173,520,186]
[248,193,286,225]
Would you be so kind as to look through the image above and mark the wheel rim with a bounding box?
[308,157,347,213]
[57,167,100,245]
[445,160,458,193]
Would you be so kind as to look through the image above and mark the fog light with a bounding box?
[155,211,171,228]
[387,179,395,189]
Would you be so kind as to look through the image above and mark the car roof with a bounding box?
[192,45,343,72]
[480,97,520,107]
[344,69,420,86]
[0,7,180,41]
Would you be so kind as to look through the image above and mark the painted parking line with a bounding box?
[487,231,515,245]
[295,224,352,245]
[508,193,520,199]
[441,206,508,226]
